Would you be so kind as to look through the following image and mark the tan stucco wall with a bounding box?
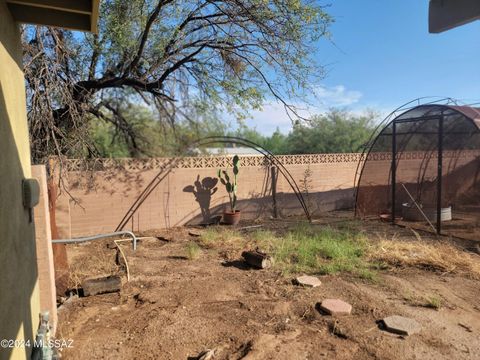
[0,0,41,358]
[31,165,57,337]
[54,155,361,237]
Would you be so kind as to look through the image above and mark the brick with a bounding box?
[319,299,352,315]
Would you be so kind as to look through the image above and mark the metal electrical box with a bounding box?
[22,178,40,209]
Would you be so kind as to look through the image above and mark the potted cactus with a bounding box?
[217,155,241,225]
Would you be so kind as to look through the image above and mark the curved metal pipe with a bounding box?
[52,231,137,251]
[353,96,457,196]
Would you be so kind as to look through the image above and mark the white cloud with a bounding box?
[244,102,312,134]
[223,84,366,135]
[314,85,363,107]
[246,85,364,134]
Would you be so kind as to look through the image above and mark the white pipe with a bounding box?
[52,231,137,251]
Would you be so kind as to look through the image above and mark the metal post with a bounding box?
[271,166,278,218]
[391,121,397,224]
[436,115,444,234]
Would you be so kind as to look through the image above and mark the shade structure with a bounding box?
[355,103,480,240]
[6,0,100,33]
[429,0,480,33]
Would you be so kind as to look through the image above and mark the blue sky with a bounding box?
[245,0,480,134]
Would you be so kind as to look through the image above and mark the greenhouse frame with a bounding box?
[356,101,480,240]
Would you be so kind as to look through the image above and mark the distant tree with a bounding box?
[90,107,378,156]
[285,109,378,154]
[263,128,288,154]
[228,123,266,145]
[90,103,227,157]
[23,0,333,163]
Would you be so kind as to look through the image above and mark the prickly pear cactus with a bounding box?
[217,155,240,212]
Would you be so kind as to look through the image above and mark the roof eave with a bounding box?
[7,0,100,33]
[429,0,480,33]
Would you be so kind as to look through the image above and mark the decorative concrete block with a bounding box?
[319,299,352,315]
[294,275,322,288]
[383,315,421,336]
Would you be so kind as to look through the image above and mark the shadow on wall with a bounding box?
[55,159,360,236]
[183,187,356,225]
[0,83,38,356]
[183,175,219,223]
[181,168,273,225]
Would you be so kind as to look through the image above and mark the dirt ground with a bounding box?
[57,216,480,360]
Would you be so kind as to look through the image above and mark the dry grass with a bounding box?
[196,222,480,281]
[369,239,480,279]
[185,241,202,260]
[199,226,245,248]
[68,242,121,290]
[424,294,443,310]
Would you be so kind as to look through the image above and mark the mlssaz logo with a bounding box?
[35,339,74,349]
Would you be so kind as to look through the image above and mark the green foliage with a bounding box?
[24,0,333,161]
[90,102,227,157]
[89,106,378,157]
[90,120,131,158]
[254,222,376,280]
[285,109,378,154]
[217,155,240,212]
[185,242,202,260]
[201,222,377,280]
[228,125,288,154]
[227,109,378,155]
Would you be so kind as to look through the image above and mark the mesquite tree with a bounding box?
[23,0,332,163]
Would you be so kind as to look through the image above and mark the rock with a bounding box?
[382,315,421,336]
[318,299,352,315]
[197,349,215,360]
[294,275,322,288]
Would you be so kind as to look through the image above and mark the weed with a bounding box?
[199,226,243,248]
[253,223,375,279]
[198,223,383,280]
[185,242,202,260]
[402,290,416,303]
[424,294,442,310]
[249,229,278,248]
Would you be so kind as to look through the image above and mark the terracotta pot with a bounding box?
[223,210,241,225]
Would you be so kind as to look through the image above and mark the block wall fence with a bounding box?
[51,151,480,238]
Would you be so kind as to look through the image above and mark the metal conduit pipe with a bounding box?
[52,231,137,251]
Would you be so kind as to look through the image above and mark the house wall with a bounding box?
[0,1,40,358]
